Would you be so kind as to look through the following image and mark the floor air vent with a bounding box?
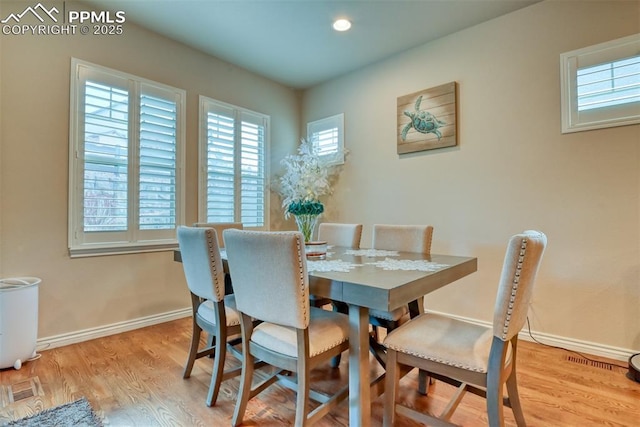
[0,377,43,408]
[566,355,613,370]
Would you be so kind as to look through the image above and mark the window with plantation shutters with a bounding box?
[561,34,640,133]
[307,113,344,165]
[69,59,185,256]
[199,97,269,228]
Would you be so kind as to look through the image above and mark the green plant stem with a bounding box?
[294,214,319,242]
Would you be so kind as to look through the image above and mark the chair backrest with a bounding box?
[317,223,363,248]
[224,229,310,329]
[372,224,433,254]
[493,230,547,341]
[177,226,226,303]
[193,222,243,248]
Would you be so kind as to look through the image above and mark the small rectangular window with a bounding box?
[560,34,640,133]
[307,113,344,165]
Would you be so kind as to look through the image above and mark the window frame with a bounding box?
[307,113,345,165]
[197,96,270,229]
[560,33,640,134]
[68,58,186,257]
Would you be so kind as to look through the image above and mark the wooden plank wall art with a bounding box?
[397,82,457,154]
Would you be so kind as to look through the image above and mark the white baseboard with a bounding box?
[36,307,634,364]
[426,309,634,363]
[36,307,192,351]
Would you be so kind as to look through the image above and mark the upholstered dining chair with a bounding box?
[383,230,547,427]
[369,224,434,333]
[224,229,350,427]
[316,222,363,367]
[368,224,434,390]
[317,222,363,249]
[194,222,243,298]
[311,222,363,309]
[193,222,243,248]
[177,226,243,407]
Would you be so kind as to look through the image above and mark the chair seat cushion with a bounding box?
[383,313,507,373]
[369,305,408,322]
[197,295,240,327]
[252,307,349,358]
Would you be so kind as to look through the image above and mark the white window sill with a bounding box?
[69,242,178,258]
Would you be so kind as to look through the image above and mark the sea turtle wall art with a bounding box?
[397,82,457,154]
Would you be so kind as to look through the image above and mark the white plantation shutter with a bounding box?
[200,97,269,228]
[69,59,185,256]
[577,55,640,111]
[313,127,339,156]
[307,113,344,165]
[83,79,129,232]
[240,114,266,227]
[139,89,178,230]
[204,105,236,223]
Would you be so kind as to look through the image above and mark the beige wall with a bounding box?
[0,1,299,338]
[302,0,640,354]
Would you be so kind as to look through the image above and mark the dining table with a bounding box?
[174,245,477,426]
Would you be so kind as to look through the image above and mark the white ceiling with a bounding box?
[85,0,541,89]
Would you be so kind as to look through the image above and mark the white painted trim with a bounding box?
[36,307,191,351]
[35,306,634,363]
[427,309,634,362]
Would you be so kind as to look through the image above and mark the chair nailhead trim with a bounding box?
[205,229,224,302]
[501,237,527,339]
[295,234,309,325]
[386,346,487,373]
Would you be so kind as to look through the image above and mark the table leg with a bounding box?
[348,304,370,427]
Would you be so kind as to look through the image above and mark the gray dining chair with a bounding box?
[193,222,243,248]
[311,222,363,308]
[224,229,350,426]
[193,222,244,342]
[369,224,434,391]
[369,224,434,333]
[177,226,243,407]
[383,230,547,427]
[316,222,363,367]
[317,222,363,248]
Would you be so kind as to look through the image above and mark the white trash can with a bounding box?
[0,277,41,370]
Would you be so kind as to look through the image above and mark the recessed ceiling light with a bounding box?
[333,18,351,32]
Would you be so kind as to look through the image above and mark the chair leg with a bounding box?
[206,333,215,350]
[329,353,342,368]
[294,361,311,427]
[329,301,348,368]
[383,349,399,427]
[206,326,226,407]
[294,328,311,427]
[506,372,526,426]
[233,317,255,427]
[183,319,202,379]
[369,334,387,367]
[417,369,430,395]
[486,367,506,427]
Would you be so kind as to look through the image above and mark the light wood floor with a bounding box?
[1,317,638,426]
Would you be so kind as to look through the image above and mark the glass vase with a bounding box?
[294,214,319,242]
